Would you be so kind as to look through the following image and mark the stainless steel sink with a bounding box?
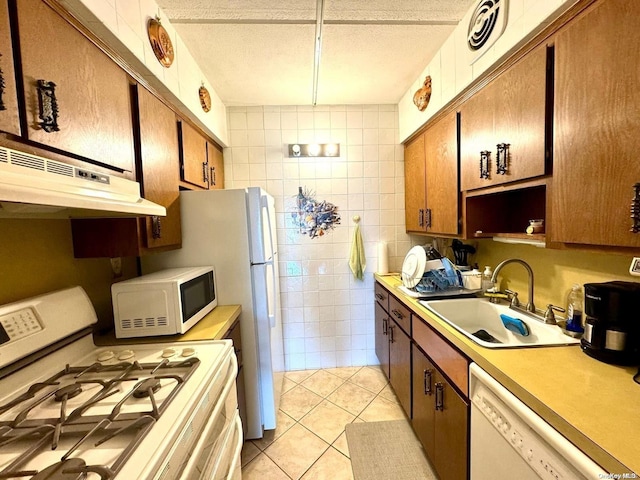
[419,298,581,348]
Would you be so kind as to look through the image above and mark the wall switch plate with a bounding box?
[629,257,640,276]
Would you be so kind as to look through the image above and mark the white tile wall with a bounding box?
[225,105,414,371]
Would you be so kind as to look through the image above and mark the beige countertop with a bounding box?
[93,305,242,345]
[375,274,640,475]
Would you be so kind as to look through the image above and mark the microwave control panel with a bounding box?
[0,307,43,345]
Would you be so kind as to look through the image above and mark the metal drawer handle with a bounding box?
[210,166,216,186]
[375,293,384,301]
[435,382,444,410]
[631,183,640,233]
[418,209,424,227]
[151,216,162,239]
[382,317,388,335]
[424,369,433,395]
[0,53,6,111]
[391,309,404,320]
[496,143,510,175]
[479,150,490,179]
[425,208,432,228]
[389,324,394,343]
[202,162,208,183]
[36,80,60,133]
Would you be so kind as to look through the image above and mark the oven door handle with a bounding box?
[178,353,238,480]
[225,415,244,480]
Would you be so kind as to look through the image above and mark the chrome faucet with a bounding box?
[490,259,536,313]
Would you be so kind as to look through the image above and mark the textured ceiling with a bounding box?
[157,0,476,105]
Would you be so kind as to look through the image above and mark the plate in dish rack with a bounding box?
[401,246,427,288]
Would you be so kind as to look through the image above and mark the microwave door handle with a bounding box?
[266,259,276,328]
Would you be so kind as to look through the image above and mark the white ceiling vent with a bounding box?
[467,0,508,63]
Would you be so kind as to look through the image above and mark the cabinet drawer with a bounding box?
[374,282,389,312]
[413,318,468,396]
[389,295,411,335]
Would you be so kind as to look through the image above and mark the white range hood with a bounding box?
[0,146,166,218]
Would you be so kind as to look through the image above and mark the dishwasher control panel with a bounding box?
[469,363,607,480]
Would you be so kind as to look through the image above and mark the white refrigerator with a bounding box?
[142,187,284,440]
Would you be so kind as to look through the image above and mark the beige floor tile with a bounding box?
[331,431,350,458]
[242,452,290,480]
[280,385,324,420]
[300,400,355,444]
[285,369,317,384]
[282,377,297,394]
[378,383,400,403]
[241,441,261,467]
[326,382,376,416]
[301,447,354,480]
[301,370,345,397]
[358,395,407,422]
[349,366,389,394]
[265,423,330,479]
[323,366,362,380]
[252,409,297,450]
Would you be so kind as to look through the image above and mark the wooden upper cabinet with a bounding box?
[424,111,459,235]
[551,0,640,248]
[460,44,549,191]
[180,121,209,189]
[404,133,426,232]
[15,0,134,173]
[136,86,181,250]
[0,0,20,136]
[207,141,225,190]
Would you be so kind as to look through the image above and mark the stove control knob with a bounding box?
[118,349,135,361]
[182,347,196,357]
[161,348,176,358]
[97,350,115,362]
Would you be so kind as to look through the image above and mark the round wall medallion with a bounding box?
[147,17,174,68]
[199,86,212,112]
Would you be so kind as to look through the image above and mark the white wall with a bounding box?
[59,0,228,146]
[399,0,577,142]
[224,105,416,370]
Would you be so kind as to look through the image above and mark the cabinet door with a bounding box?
[425,111,459,235]
[404,133,426,232]
[492,45,548,186]
[460,81,495,191]
[434,371,469,480]
[551,0,640,247]
[375,302,390,379]
[388,319,411,418]
[207,142,225,190]
[412,345,435,459]
[137,86,181,250]
[16,0,134,173]
[0,0,20,136]
[180,121,209,189]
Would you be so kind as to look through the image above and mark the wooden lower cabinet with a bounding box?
[374,301,390,379]
[389,318,411,418]
[412,344,469,480]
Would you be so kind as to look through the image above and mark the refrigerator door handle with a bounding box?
[266,258,276,328]
[261,194,276,259]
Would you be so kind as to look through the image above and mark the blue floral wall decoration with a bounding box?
[292,187,341,238]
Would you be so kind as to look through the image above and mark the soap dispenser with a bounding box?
[481,266,494,292]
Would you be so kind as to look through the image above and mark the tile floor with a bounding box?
[240,366,409,479]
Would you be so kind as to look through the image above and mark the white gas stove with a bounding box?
[0,287,242,480]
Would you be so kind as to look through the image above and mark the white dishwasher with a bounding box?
[469,363,607,480]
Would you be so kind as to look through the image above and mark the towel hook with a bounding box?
[352,215,360,224]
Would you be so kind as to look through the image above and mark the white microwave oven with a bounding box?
[112,266,217,338]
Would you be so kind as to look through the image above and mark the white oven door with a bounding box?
[180,354,240,480]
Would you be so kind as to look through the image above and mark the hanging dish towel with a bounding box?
[349,224,366,280]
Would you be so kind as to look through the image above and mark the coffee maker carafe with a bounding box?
[581,281,640,365]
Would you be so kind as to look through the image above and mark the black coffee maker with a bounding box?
[581,281,640,365]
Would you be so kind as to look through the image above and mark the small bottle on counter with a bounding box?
[565,284,584,333]
[481,266,494,292]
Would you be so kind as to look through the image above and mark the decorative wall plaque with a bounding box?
[413,76,432,112]
[292,187,340,238]
[147,17,174,68]
[199,85,211,112]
